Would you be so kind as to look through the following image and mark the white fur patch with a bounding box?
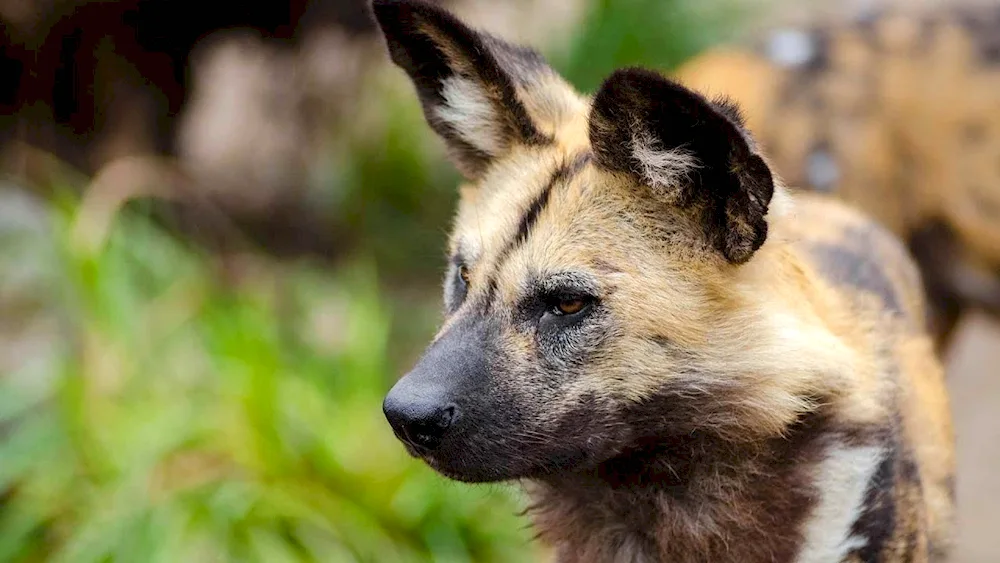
[434,76,505,156]
[631,128,700,194]
[795,444,884,563]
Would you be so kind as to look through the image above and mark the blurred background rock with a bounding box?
[0,0,995,561]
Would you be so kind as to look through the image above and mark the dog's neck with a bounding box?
[526,410,834,563]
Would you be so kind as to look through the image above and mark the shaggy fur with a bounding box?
[674,3,1000,351]
[373,2,955,561]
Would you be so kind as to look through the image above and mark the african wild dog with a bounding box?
[373,1,954,561]
[674,3,1000,351]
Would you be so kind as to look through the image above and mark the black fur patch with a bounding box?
[846,429,924,562]
[588,68,774,264]
[515,175,558,247]
[806,240,901,315]
[849,448,896,561]
[711,95,748,127]
[372,0,550,177]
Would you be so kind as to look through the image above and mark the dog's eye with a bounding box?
[549,296,595,318]
[445,259,472,315]
[554,298,586,315]
[537,292,597,331]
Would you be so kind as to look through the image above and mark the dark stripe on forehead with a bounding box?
[476,152,591,311]
[503,152,591,261]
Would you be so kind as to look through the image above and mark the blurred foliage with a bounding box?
[0,0,749,561]
[0,194,534,562]
[558,0,744,92]
[328,81,461,286]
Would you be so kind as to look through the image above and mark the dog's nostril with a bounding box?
[408,403,457,450]
[383,393,458,452]
[437,404,457,429]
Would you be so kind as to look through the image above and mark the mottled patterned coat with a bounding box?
[374,2,955,561]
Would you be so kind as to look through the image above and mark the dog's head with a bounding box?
[375,0,837,483]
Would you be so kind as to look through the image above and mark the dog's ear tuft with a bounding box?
[589,68,774,264]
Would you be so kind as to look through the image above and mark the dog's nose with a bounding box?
[383,389,458,451]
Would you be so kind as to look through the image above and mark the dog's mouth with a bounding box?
[402,434,609,485]
[401,441,431,459]
[395,434,524,482]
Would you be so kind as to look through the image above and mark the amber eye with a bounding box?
[555,298,586,315]
[459,265,471,285]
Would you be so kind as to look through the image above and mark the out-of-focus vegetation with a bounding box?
[0,193,534,562]
[558,0,744,92]
[0,0,752,560]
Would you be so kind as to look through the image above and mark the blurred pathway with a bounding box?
[945,311,1000,562]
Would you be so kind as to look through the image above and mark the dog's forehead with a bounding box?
[451,149,598,261]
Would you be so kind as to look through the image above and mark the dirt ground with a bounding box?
[943,312,1000,562]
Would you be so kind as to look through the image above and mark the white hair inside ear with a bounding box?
[630,127,700,198]
[434,76,506,156]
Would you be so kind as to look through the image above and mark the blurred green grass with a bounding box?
[558,0,742,92]
[0,1,751,560]
[0,195,535,562]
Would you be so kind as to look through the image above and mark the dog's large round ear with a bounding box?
[372,0,559,179]
[588,68,775,264]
